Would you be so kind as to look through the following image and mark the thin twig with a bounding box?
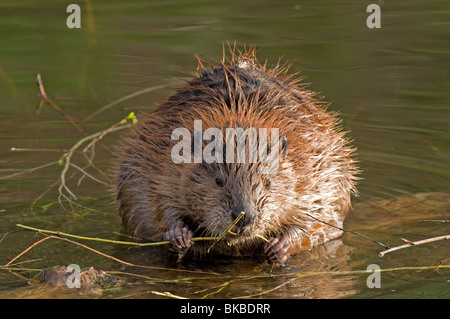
[106,271,176,283]
[0,161,59,181]
[4,258,43,267]
[69,162,109,185]
[255,234,270,243]
[57,124,127,202]
[4,236,52,267]
[305,212,390,249]
[11,147,68,153]
[0,267,43,272]
[56,112,137,205]
[83,84,167,122]
[379,235,450,257]
[0,229,23,244]
[424,219,450,223]
[233,276,299,299]
[16,224,217,247]
[150,290,188,299]
[81,142,111,184]
[36,74,84,134]
[434,257,450,276]
[207,211,245,253]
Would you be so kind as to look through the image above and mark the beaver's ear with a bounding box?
[280,135,288,158]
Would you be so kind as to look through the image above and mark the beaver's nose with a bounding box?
[232,201,248,227]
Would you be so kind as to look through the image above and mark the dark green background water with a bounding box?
[0,1,449,299]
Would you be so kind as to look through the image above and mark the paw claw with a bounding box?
[264,236,291,265]
[165,220,193,252]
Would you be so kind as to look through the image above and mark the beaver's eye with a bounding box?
[215,178,224,187]
[265,180,271,189]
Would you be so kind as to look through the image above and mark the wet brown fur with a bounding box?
[115,46,359,259]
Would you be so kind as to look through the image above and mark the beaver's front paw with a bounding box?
[264,236,291,265]
[165,220,193,253]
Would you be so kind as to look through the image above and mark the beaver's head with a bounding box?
[178,129,296,242]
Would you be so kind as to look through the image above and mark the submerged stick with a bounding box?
[379,234,450,257]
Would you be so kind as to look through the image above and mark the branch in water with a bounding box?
[379,234,450,257]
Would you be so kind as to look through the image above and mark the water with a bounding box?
[0,0,449,299]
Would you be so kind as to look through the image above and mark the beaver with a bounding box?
[115,46,358,265]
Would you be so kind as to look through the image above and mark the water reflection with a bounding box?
[104,236,356,299]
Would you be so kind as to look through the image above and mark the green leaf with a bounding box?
[40,202,54,212]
